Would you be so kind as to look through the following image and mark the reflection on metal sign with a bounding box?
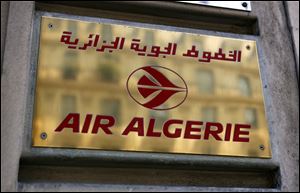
[178,1,251,11]
[32,16,271,158]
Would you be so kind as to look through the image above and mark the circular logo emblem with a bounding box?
[126,66,188,110]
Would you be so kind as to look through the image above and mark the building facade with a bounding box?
[1,1,299,192]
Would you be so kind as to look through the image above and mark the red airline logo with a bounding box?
[126,66,188,110]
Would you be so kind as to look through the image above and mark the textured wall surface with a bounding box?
[1,1,34,192]
[252,2,299,191]
[285,1,299,79]
[1,1,299,192]
[1,1,9,70]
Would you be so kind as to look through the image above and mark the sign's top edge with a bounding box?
[41,16,257,43]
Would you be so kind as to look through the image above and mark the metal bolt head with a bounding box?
[259,145,265,151]
[242,2,248,8]
[40,132,47,140]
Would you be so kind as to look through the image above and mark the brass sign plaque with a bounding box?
[32,16,271,158]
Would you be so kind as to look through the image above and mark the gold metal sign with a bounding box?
[32,16,271,158]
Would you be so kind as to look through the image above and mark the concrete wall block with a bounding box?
[1,1,34,192]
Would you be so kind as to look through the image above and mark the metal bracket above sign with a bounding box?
[178,1,251,12]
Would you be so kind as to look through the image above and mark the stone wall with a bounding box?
[1,1,299,192]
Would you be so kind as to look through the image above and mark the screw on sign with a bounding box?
[126,66,188,110]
